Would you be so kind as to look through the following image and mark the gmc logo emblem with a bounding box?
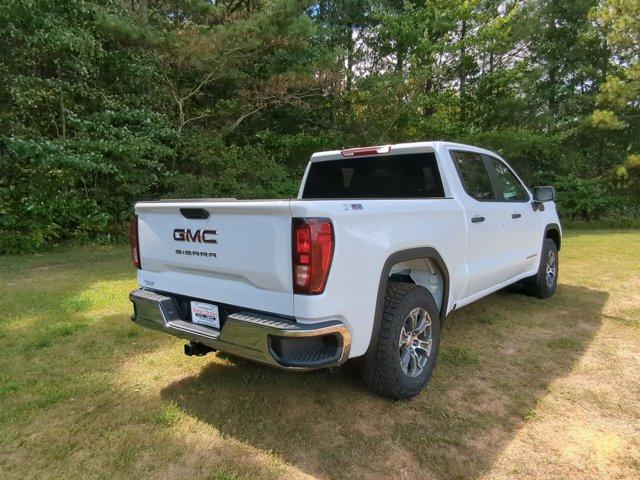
[173,229,218,244]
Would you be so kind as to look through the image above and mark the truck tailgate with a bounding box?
[135,200,294,316]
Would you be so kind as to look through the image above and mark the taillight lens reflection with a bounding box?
[292,218,334,294]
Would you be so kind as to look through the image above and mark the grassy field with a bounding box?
[1,231,639,480]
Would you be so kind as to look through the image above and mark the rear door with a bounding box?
[449,150,512,297]
[135,200,295,316]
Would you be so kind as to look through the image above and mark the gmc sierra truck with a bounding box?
[129,141,561,399]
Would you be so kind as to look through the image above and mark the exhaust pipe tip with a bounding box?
[184,341,215,357]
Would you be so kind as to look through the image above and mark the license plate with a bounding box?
[190,301,220,329]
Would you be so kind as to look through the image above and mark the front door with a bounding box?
[482,154,541,278]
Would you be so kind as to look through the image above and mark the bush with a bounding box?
[553,174,621,222]
[164,141,299,200]
[562,210,640,229]
[0,126,306,254]
[0,110,175,254]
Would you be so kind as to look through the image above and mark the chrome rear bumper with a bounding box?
[129,289,351,370]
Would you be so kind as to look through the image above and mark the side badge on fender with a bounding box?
[343,203,363,211]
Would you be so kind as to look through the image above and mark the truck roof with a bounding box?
[310,141,498,162]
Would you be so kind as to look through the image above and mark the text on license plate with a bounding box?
[190,301,220,329]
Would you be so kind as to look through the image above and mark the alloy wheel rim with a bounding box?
[545,250,557,288]
[399,307,433,377]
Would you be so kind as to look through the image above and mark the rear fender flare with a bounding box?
[366,247,450,355]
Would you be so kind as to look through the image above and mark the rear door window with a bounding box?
[302,153,445,199]
[450,151,495,201]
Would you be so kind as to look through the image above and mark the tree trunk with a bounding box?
[173,99,185,171]
[138,0,148,24]
[57,64,66,139]
[395,48,404,74]
[459,19,467,97]
[459,19,467,119]
[345,24,354,91]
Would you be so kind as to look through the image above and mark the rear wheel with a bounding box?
[523,238,559,298]
[361,283,440,399]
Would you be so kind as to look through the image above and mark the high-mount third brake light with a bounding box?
[340,145,391,157]
[292,218,334,294]
[130,215,141,269]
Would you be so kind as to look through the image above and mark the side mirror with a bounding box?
[533,186,556,203]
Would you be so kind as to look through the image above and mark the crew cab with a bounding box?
[129,141,561,398]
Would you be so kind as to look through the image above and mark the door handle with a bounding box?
[471,216,485,223]
[511,213,522,219]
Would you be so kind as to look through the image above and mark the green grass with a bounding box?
[440,347,480,367]
[547,337,584,351]
[152,402,184,426]
[209,472,244,480]
[1,231,639,479]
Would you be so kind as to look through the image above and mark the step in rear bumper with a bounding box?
[129,289,351,370]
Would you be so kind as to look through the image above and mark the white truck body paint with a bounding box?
[134,141,561,358]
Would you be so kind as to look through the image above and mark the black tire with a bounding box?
[522,238,559,299]
[360,283,441,399]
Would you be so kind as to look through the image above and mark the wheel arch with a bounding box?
[544,223,561,250]
[366,247,450,356]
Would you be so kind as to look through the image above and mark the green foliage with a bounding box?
[591,0,640,196]
[464,129,577,186]
[164,143,299,199]
[553,175,620,221]
[1,0,639,254]
[0,110,174,253]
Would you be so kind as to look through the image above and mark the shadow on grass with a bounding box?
[160,283,608,479]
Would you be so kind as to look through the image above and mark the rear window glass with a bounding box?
[302,153,445,199]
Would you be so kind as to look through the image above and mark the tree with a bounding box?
[2,0,640,253]
[590,0,640,199]
[100,0,327,170]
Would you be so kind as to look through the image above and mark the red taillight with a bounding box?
[292,218,334,294]
[130,215,141,269]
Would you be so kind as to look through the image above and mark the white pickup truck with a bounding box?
[129,141,561,399]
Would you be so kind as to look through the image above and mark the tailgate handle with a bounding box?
[180,208,209,220]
